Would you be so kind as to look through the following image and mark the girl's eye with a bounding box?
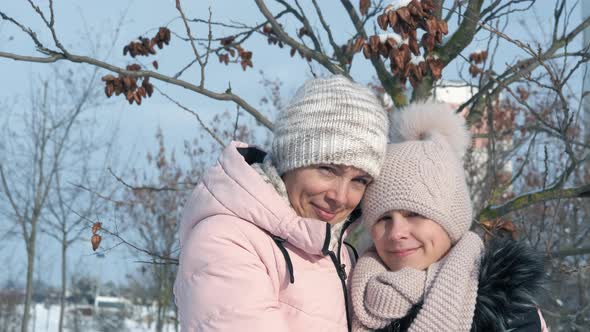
[353,177,370,186]
[377,215,391,223]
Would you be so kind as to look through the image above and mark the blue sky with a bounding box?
[0,1,585,286]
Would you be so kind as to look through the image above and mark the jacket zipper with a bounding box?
[326,219,356,332]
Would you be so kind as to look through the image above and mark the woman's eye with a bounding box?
[406,212,421,218]
[318,165,335,174]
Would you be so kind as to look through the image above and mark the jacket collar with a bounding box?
[204,141,357,255]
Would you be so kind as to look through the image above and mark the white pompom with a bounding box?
[389,101,471,158]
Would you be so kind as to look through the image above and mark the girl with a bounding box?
[350,102,547,332]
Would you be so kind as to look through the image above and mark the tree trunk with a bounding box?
[21,230,36,332]
[156,263,167,332]
[174,303,179,332]
[58,236,67,332]
[156,298,163,332]
[411,75,434,102]
[156,282,164,332]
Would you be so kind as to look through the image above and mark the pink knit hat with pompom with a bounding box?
[361,101,472,243]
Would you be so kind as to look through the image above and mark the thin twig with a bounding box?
[157,88,225,147]
[275,0,323,53]
[311,0,346,67]
[254,0,348,77]
[107,167,197,192]
[69,182,136,207]
[233,104,240,140]
[175,0,206,87]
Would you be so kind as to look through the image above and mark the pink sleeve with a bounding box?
[174,216,289,332]
[538,308,548,332]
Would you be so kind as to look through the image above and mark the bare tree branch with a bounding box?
[309,0,345,66]
[461,15,590,123]
[551,246,590,258]
[254,0,348,77]
[157,88,225,147]
[339,0,405,104]
[175,0,206,87]
[479,0,536,30]
[274,0,324,53]
[108,168,196,192]
[478,183,590,220]
[438,0,485,65]
[0,50,273,130]
[26,0,68,55]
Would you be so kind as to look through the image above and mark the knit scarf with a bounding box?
[251,155,344,252]
[350,231,484,332]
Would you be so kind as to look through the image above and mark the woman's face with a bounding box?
[371,210,451,271]
[282,164,372,225]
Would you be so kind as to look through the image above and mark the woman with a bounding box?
[350,102,548,331]
[174,75,388,331]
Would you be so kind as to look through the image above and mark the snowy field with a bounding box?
[25,303,176,332]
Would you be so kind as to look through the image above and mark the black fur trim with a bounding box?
[236,146,266,164]
[472,236,546,332]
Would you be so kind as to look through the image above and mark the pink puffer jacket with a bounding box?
[174,141,356,332]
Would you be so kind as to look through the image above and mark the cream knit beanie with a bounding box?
[362,102,472,243]
[271,75,388,179]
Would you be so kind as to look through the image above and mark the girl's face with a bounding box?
[370,210,451,271]
[282,164,372,225]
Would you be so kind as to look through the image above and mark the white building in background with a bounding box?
[434,81,515,208]
[432,80,478,106]
[94,295,131,313]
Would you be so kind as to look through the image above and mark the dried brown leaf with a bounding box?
[369,35,380,53]
[378,14,389,30]
[360,0,370,16]
[396,8,411,24]
[363,44,372,59]
[92,222,102,234]
[101,75,116,82]
[388,11,398,29]
[469,64,481,77]
[353,37,365,53]
[91,234,102,251]
[409,38,420,55]
[428,58,444,80]
[386,38,398,49]
[421,33,435,52]
[438,20,448,35]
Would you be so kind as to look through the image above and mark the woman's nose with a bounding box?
[324,180,348,207]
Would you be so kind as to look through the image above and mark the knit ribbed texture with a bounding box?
[362,102,472,243]
[350,232,484,331]
[272,75,388,179]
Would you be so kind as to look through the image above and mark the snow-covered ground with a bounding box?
[25,303,176,332]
